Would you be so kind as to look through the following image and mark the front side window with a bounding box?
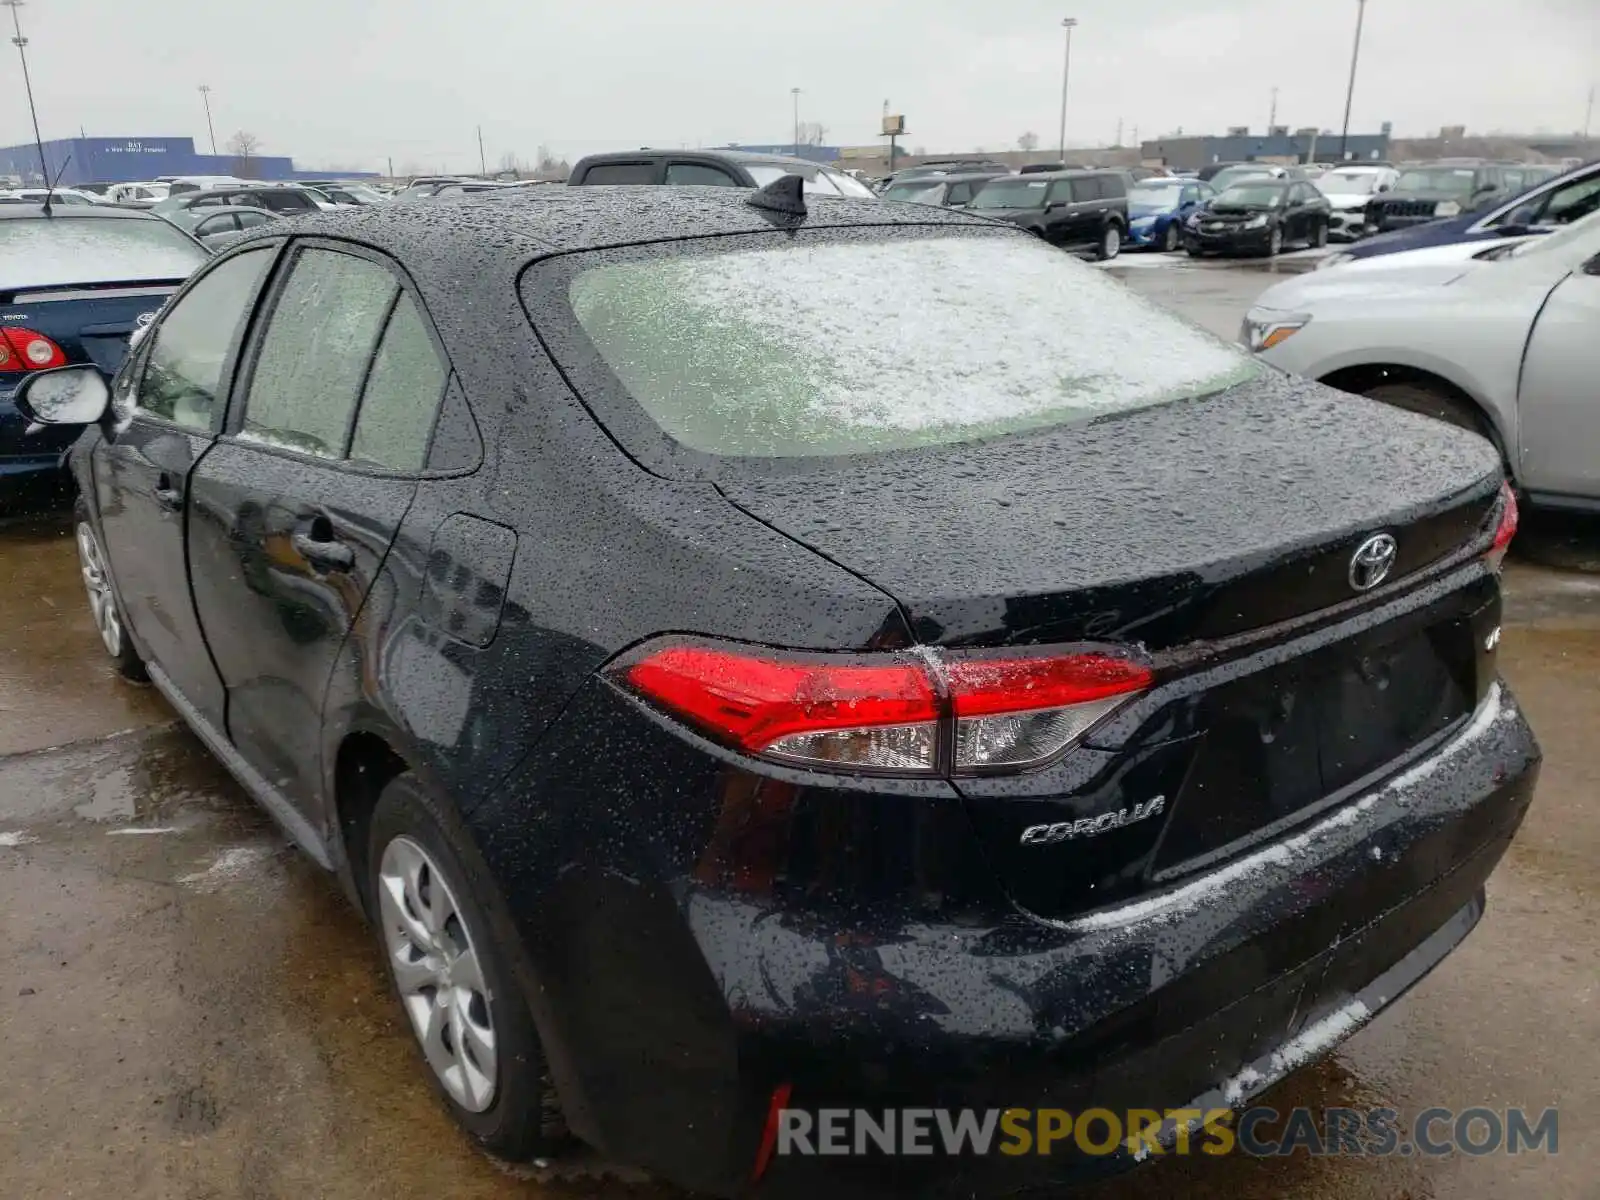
[551,232,1257,460]
[348,293,449,471]
[1527,175,1600,225]
[240,248,396,457]
[136,247,275,429]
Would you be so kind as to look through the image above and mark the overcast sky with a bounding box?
[4,0,1596,172]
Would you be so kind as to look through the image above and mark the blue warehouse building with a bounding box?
[0,136,373,186]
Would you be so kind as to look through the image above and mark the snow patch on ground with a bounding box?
[175,845,278,892]
[0,830,38,847]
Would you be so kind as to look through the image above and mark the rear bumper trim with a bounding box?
[1061,682,1505,934]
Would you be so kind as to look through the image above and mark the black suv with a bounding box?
[568,149,876,198]
[1365,163,1515,234]
[964,168,1131,259]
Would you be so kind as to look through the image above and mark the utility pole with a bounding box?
[3,0,48,186]
[1585,85,1594,140]
[1269,86,1279,131]
[1057,17,1079,160]
[1115,116,1123,147]
[791,87,802,157]
[476,125,486,176]
[1337,0,1368,163]
[387,155,394,182]
[198,84,217,155]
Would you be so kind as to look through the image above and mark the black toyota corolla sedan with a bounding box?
[17,183,1538,1199]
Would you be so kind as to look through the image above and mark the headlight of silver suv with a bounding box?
[1240,310,1311,353]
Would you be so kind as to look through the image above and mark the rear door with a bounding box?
[186,240,450,826]
[1517,258,1600,499]
[91,244,281,727]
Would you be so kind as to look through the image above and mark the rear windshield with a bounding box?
[547,231,1257,460]
[0,218,207,290]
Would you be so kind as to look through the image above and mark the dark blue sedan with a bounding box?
[1321,159,1599,267]
[0,205,208,504]
[1125,177,1215,251]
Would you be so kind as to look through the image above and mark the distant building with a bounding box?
[1141,130,1391,170]
[0,136,374,186]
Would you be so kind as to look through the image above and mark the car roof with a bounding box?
[0,203,165,221]
[992,167,1123,180]
[229,186,992,273]
[889,171,1006,183]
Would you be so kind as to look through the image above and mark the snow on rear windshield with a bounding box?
[567,234,1258,457]
[0,218,207,291]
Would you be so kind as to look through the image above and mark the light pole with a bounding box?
[2,0,48,186]
[198,84,217,155]
[1057,18,1078,162]
[1337,0,1368,163]
[791,87,802,157]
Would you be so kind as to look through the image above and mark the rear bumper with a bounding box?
[471,679,1540,1198]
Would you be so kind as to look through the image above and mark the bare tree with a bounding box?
[1017,131,1040,152]
[798,122,829,147]
[226,130,262,178]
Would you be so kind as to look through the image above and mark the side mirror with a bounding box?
[13,364,111,428]
[1502,204,1539,231]
[1377,182,1391,192]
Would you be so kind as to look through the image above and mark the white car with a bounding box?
[0,187,103,206]
[1245,211,1600,509]
[105,181,171,206]
[1314,166,1399,241]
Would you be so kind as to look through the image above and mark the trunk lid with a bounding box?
[0,284,179,457]
[714,376,1501,651]
[718,376,1504,921]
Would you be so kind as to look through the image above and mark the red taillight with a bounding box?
[751,1082,793,1183]
[1486,482,1518,572]
[624,645,939,771]
[0,327,66,372]
[616,640,1150,775]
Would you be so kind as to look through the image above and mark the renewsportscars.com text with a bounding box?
[775,1106,1559,1159]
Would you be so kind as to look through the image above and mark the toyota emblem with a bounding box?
[1348,533,1398,592]
[135,310,158,328]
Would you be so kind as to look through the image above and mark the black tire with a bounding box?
[1096,223,1123,261]
[1266,225,1284,257]
[73,498,147,682]
[367,774,562,1161]
[1312,220,1329,249]
[1162,221,1181,252]
[1186,246,1203,258]
[1360,381,1490,438]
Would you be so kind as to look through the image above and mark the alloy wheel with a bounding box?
[76,521,122,658]
[1101,225,1121,260]
[1163,222,1180,252]
[378,835,499,1113]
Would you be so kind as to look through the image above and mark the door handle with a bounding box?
[153,472,182,512]
[291,529,355,572]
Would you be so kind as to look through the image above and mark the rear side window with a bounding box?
[1069,177,1098,202]
[348,293,449,470]
[579,162,658,185]
[946,182,972,205]
[135,247,275,429]
[241,248,396,457]
[1098,175,1126,199]
[261,191,316,214]
[551,232,1258,460]
[665,163,739,186]
[0,218,208,291]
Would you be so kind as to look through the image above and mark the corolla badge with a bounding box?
[134,310,158,328]
[1348,533,1398,592]
[1020,796,1166,845]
